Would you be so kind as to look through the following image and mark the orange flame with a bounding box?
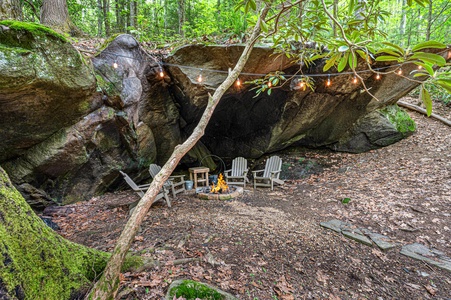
[210,173,229,194]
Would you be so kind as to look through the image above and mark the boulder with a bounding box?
[165,44,443,157]
[0,21,101,162]
[0,29,448,206]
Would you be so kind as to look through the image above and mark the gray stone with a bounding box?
[342,228,373,246]
[361,228,397,251]
[400,243,451,272]
[320,219,352,233]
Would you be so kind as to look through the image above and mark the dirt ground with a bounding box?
[48,98,451,300]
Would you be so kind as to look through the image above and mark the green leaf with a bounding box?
[337,52,349,72]
[348,51,357,69]
[338,45,349,52]
[382,42,405,56]
[342,197,351,204]
[410,52,446,66]
[413,72,429,78]
[356,50,370,62]
[376,48,402,57]
[412,41,446,52]
[436,80,451,93]
[323,54,339,71]
[249,0,256,10]
[415,62,434,76]
[375,55,400,62]
[260,20,268,33]
[421,86,432,117]
[267,88,272,95]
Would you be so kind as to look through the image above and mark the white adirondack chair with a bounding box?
[149,164,186,197]
[252,156,284,190]
[119,171,171,209]
[224,157,249,187]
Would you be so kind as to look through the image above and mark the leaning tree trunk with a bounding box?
[0,167,110,300]
[86,5,271,300]
[40,0,83,36]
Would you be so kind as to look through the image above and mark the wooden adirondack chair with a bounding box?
[119,171,171,209]
[252,156,284,190]
[149,164,186,197]
[224,157,249,187]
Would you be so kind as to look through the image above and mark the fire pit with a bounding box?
[196,174,244,200]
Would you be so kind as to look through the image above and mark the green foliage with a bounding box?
[168,280,225,300]
[0,20,67,42]
[380,105,416,133]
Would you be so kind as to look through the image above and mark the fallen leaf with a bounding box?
[424,284,437,295]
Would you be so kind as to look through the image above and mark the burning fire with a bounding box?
[210,173,229,194]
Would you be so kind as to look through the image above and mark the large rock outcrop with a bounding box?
[1,25,448,206]
[1,25,182,204]
[165,44,443,157]
[0,21,101,162]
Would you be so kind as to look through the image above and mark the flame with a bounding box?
[210,173,229,194]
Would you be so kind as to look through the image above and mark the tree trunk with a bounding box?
[426,0,433,40]
[177,0,186,37]
[332,0,338,36]
[86,5,270,300]
[103,0,111,36]
[0,167,110,300]
[399,0,407,45]
[97,0,103,36]
[40,0,82,36]
[0,0,22,20]
[129,0,137,28]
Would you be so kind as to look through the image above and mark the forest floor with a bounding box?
[48,97,451,300]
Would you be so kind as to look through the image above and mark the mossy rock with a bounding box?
[166,279,239,300]
[380,104,416,134]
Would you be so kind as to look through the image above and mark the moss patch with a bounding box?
[380,104,416,134]
[168,280,225,300]
[0,20,67,43]
[0,167,110,299]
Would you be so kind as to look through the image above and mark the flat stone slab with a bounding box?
[400,243,451,272]
[320,219,352,233]
[342,228,373,246]
[361,229,397,251]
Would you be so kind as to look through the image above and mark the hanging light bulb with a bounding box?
[397,68,403,75]
[299,80,306,90]
[159,66,164,78]
[326,75,331,87]
[236,78,241,87]
[353,76,358,84]
[375,73,381,80]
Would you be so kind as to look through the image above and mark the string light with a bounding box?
[197,70,203,83]
[326,75,331,87]
[375,73,381,80]
[417,65,422,70]
[300,80,306,90]
[353,76,358,84]
[101,48,451,81]
[268,81,272,88]
[159,66,164,78]
[236,78,241,87]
